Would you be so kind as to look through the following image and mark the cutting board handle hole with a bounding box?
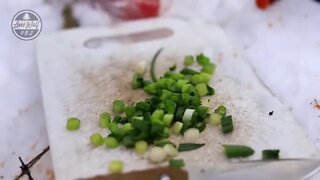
[84,28,174,49]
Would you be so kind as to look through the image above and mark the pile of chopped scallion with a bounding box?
[66,50,279,173]
[101,52,232,149]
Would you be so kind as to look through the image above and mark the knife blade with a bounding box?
[188,159,320,180]
[84,159,320,180]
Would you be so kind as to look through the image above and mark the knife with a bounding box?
[189,159,320,180]
[84,159,320,180]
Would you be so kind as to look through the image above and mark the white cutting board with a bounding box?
[36,18,319,180]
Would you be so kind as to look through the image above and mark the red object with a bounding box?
[256,0,271,10]
[136,0,160,18]
[95,0,160,20]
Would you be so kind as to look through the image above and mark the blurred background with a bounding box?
[1,0,320,179]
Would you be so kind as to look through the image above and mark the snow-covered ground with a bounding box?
[1,0,319,179]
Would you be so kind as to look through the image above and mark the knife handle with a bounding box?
[84,167,188,180]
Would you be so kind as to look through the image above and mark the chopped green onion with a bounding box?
[132,116,144,121]
[209,113,222,126]
[135,101,150,111]
[169,64,177,71]
[105,137,119,148]
[99,112,111,128]
[223,145,254,158]
[132,117,149,131]
[169,159,185,168]
[122,123,133,133]
[113,100,125,114]
[134,140,148,155]
[182,109,195,122]
[196,53,210,66]
[172,122,183,134]
[108,123,125,137]
[214,105,227,117]
[112,115,122,124]
[90,133,104,146]
[191,73,211,84]
[262,149,280,160]
[151,109,164,124]
[158,103,166,110]
[181,84,194,94]
[150,48,163,82]
[222,124,233,133]
[134,60,146,74]
[66,117,80,131]
[144,83,157,94]
[122,135,135,148]
[180,93,190,105]
[153,139,173,147]
[201,63,216,74]
[176,79,189,90]
[174,107,186,120]
[164,99,176,114]
[160,89,172,100]
[124,106,135,118]
[164,72,184,80]
[206,85,215,95]
[195,83,208,96]
[133,110,144,117]
[178,143,205,152]
[148,147,167,163]
[180,68,199,75]
[195,121,206,132]
[183,128,200,143]
[163,114,174,127]
[82,53,238,157]
[151,123,165,137]
[221,115,232,126]
[221,115,233,134]
[196,106,208,117]
[156,78,168,88]
[163,144,178,157]
[184,55,194,66]
[131,73,144,89]
[161,127,170,138]
[165,79,176,91]
[108,160,123,174]
[190,96,201,106]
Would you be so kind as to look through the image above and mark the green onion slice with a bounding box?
[221,115,233,134]
[150,48,164,82]
[223,144,254,158]
[178,143,205,152]
[184,55,194,66]
[262,149,280,160]
[66,117,80,131]
[182,109,195,123]
[169,159,185,168]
